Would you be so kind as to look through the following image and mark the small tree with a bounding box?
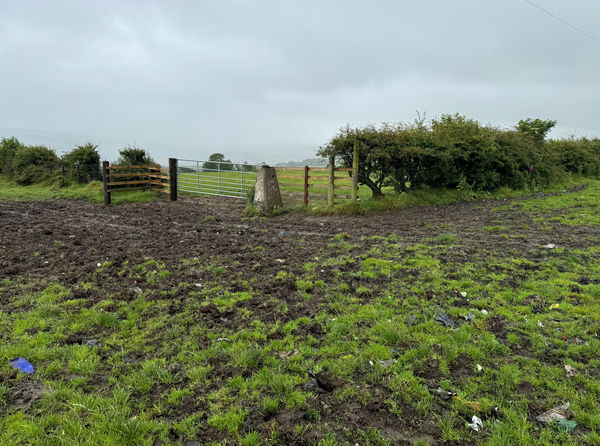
[203,153,234,171]
[63,143,101,183]
[0,137,23,175]
[516,118,556,143]
[318,124,396,197]
[116,146,155,166]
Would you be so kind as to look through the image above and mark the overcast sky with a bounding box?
[1,0,599,164]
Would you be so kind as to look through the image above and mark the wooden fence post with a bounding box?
[102,161,111,205]
[169,158,177,201]
[303,165,309,206]
[352,140,359,201]
[328,155,335,207]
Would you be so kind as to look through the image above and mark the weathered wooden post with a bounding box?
[327,155,335,207]
[303,165,309,206]
[102,161,111,205]
[352,140,359,202]
[169,158,177,201]
[254,165,283,212]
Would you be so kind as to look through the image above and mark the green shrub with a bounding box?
[15,165,54,185]
[548,138,600,177]
[0,137,23,175]
[63,143,101,183]
[320,114,596,196]
[13,145,59,184]
[116,146,155,166]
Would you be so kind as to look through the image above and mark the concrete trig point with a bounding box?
[254,165,282,212]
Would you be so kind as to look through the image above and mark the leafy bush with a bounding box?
[516,118,557,143]
[13,145,59,184]
[548,138,600,177]
[15,165,54,185]
[320,114,597,196]
[318,124,398,197]
[116,146,155,166]
[0,137,23,175]
[63,143,101,183]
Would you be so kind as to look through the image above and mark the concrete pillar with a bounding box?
[254,165,282,212]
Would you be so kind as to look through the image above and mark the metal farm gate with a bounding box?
[175,158,258,199]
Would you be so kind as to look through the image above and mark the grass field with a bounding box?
[0,178,598,444]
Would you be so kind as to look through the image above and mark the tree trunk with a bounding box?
[363,176,383,197]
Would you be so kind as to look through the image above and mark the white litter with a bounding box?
[564,365,576,377]
[536,402,570,423]
[468,415,483,432]
[460,291,468,298]
[544,244,556,249]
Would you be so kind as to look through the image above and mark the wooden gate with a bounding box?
[101,161,170,205]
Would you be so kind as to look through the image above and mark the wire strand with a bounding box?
[523,0,600,46]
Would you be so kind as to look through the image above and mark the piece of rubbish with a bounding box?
[85,339,100,347]
[97,262,102,267]
[536,402,570,423]
[216,337,232,342]
[133,287,143,294]
[275,258,285,263]
[460,291,468,298]
[379,359,398,368]
[433,387,457,400]
[544,243,556,249]
[537,320,544,328]
[556,418,577,432]
[435,310,456,328]
[476,364,483,372]
[194,283,202,287]
[9,357,34,374]
[468,415,483,432]
[480,309,489,315]
[549,303,560,310]
[279,231,286,236]
[305,370,335,393]
[278,350,298,360]
[464,312,476,321]
[564,364,576,377]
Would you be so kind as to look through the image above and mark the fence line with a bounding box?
[274,143,359,206]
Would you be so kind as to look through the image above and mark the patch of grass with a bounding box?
[0,175,162,204]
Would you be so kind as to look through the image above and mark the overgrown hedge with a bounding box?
[0,139,155,186]
[319,115,600,196]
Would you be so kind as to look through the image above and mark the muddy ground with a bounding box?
[0,193,592,286]
[0,192,598,445]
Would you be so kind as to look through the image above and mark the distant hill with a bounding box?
[274,157,327,167]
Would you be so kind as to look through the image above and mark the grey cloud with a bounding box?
[1,0,599,164]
